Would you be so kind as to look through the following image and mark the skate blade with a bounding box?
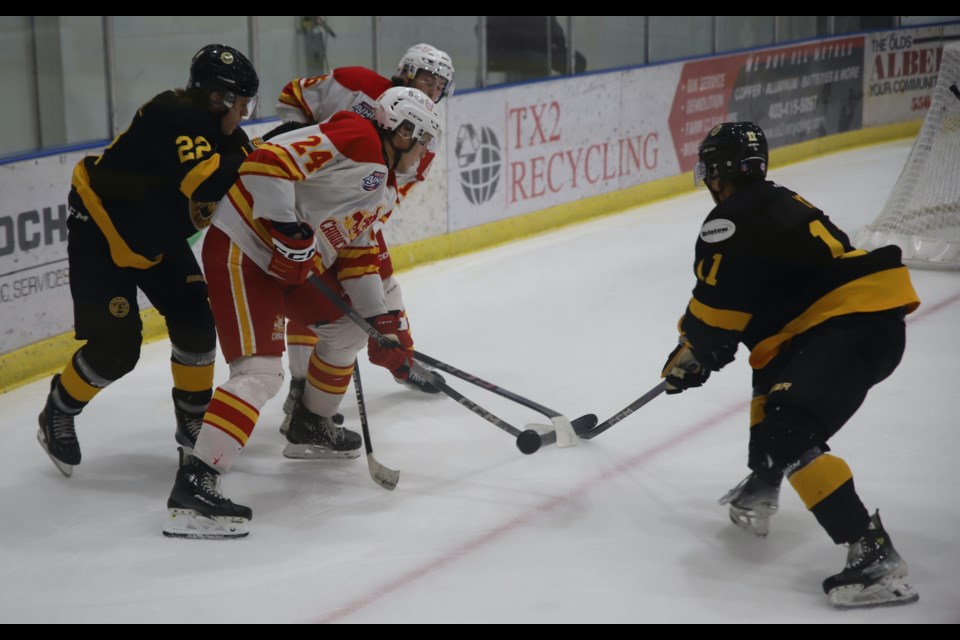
[37,429,74,478]
[729,506,773,538]
[282,443,361,460]
[828,576,919,610]
[162,509,249,539]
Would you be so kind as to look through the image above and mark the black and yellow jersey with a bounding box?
[680,180,920,370]
[70,90,249,268]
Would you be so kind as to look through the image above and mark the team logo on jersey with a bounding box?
[109,297,130,318]
[344,211,370,239]
[68,204,90,222]
[699,219,736,243]
[454,123,501,205]
[319,219,347,250]
[362,171,385,192]
[272,315,285,342]
[353,101,376,119]
[189,200,217,230]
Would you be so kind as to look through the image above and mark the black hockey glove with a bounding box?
[695,342,737,372]
[262,121,311,141]
[661,343,710,394]
[660,341,737,394]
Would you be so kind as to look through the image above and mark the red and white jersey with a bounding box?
[277,66,390,125]
[212,111,396,317]
[276,66,435,189]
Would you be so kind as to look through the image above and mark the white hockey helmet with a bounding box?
[397,43,455,101]
[374,86,443,151]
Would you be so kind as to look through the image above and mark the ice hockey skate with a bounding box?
[394,367,445,394]
[283,404,362,460]
[278,377,305,435]
[163,448,251,539]
[718,468,782,538]
[37,374,81,478]
[278,379,344,435]
[173,391,204,453]
[822,511,919,609]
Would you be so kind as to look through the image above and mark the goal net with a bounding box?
[854,41,960,269]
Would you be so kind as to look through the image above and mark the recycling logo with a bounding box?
[454,124,502,205]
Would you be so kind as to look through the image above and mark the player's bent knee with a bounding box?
[312,321,367,361]
[224,355,285,406]
[83,334,142,379]
[753,403,825,470]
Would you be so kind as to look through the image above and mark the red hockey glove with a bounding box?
[366,313,414,379]
[265,220,316,286]
[392,310,414,351]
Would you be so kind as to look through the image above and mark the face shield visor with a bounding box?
[208,90,258,120]
[396,120,439,152]
[694,159,718,189]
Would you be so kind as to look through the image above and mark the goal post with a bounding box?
[854,41,960,270]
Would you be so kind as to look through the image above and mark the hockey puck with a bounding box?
[516,429,542,455]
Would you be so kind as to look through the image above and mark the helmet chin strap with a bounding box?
[383,135,418,172]
[707,182,723,206]
[383,139,401,172]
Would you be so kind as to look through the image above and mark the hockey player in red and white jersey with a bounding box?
[272,44,455,434]
[162,87,443,538]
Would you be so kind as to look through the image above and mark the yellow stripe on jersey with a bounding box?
[749,267,920,369]
[227,243,256,356]
[71,162,162,269]
[59,359,102,403]
[339,247,380,259]
[179,154,222,199]
[287,334,319,347]
[688,297,752,332]
[788,453,853,510]
[279,79,312,118]
[170,361,214,392]
[239,160,301,180]
[226,183,272,246]
[337,245,380,280]
[338,265,380,280]
[239,144,306,181]
[227,183,254,218]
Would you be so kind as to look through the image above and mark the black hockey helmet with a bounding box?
[187,44,259,110]
[695,122,768,188]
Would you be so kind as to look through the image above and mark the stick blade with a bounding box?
[571,413,598,434]
[367,454,399,491]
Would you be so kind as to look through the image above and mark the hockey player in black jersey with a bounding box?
[660,122,920,609]
[37,44,259,479]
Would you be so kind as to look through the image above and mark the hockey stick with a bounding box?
[413,350,595,447]
[306,274,553,454]
[579,381,669,440]
[353,360,399,491]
